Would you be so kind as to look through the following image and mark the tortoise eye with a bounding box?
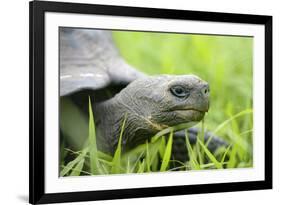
[170,86,189,98]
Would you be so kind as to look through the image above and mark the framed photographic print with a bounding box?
[29,0,272,204]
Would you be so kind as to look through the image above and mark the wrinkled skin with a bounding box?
[94,75,210,154]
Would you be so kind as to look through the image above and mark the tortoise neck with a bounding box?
[93,96,155,155]
[93,99,120,154]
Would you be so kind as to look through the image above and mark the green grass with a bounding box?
[60,100,252,176]
[60,31,253,176]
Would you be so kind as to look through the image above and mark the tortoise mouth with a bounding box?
[172,108,206,123]
[172,108,208,113]
[151,108,206,129]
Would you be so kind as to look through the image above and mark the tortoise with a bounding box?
[60,27,227,163]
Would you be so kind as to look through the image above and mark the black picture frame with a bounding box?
[29,0,272,204]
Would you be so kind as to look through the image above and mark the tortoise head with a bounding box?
[117,74,210,132]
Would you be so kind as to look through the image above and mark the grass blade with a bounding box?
[60,147,88,176]
[126,157,131,173]
[158,136,166,159]
[88,97,101,175]
[197,139,223,169]
[227,144,238,168]
[145,141,151,172]
[153,122,197,141]
[205,109,252,148]
[137,160,145,173]
[111,113,127,174]
[130,151,145,173]
[60,158,79,177]
[214,109,252,134]
[70,159,85,176]
[221,144,232,164]
[184,130,200,170]
[160,131,173,172]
